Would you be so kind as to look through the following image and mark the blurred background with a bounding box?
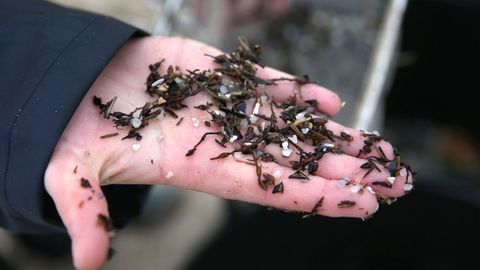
[1,0,479,269]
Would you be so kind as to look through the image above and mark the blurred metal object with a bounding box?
[352,0,408,130]
[152,0,184,35]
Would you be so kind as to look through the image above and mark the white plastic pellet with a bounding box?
[404,183,413,191]
[192,118,200,127]
[165,171,174,179]
[233,152,243,159]
[132,143,141,152]
[288,135,298,144]
[295,112,306,120]
[130,118,142,128]
[219,85,228,94]
[213,110,226,116]
[260,95,268,104]
[151,78,164,87]
[240,118,249,128]
[229,135,238,143]
[336,179,348,188]
[252,101,261,115]
[387,176,396,184]
[350,185,361,193]
[273,170,282,178]
[322,143,335,148]
[174,78,184,85]
[282,148,293,157]
[249,115,258,123]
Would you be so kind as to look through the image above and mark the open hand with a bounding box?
[45,36,413,270]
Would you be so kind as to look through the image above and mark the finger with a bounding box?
[45,149,112,270]
[263,143,411,198]
[256,67,343,116]
[247,100,396,161]
[157,149,379,218]
[324,121,396,159]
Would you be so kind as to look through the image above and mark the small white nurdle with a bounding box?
[366,186,376,194]
[341,101,346,107]
[130,117,142,128]
[281,141,292,157]
[249,115,258,123]
[301,128,309,134]
[165,171,174,179]
[404,183,413,191]
[295,112,306,120]
[157,112,166,120]
[132,143,141,152]
[322,143,335,148]
[233,152,243,159]
[350,185,361,193]
[399,167,407,177]
[273,170,282,178]
[336,179,349,188]
[240,118,249,128]
[219,85,228,94]
[192,117,200,127]
[213,110,226,116]
[151,78,164,87]
[252,101,261,115]
[229,135,238,143]
[288,135,298,144]
[387,176,396,184]
[260,95,268,104]
[174,78,184,85]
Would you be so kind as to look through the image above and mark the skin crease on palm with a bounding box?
[44,36,412,270]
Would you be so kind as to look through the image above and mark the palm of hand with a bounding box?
[44,37,412,270]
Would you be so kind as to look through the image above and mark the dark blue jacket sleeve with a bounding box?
[0,0,150,234]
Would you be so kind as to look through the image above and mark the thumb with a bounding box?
[45,149,113,270]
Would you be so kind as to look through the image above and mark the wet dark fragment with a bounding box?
[272,182,284,194]
[176,117,184,126]
[260,173,275,190]
[372,181,393,188]
[73,165,78,174]
[100,132,119,139]
[186,132,222,156]
[107,247,117,261]
[302,196,324,218]
[80,177,92,188]
[360,159,382,179]
[338,200,356,208]
[289,171,309,180]
[97,214,115,233]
